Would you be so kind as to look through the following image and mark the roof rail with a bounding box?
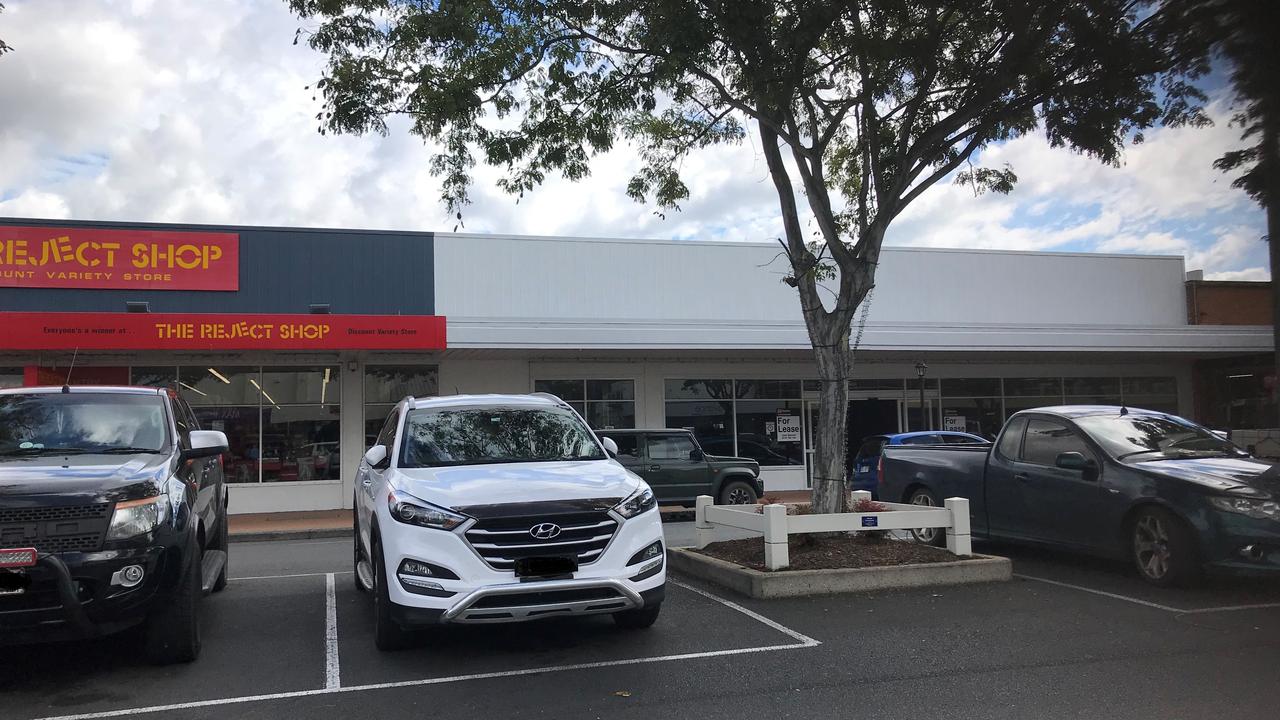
[529,392,571,408]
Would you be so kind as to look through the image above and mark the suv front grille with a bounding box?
[464,511,618,571]
[0,502,111,555]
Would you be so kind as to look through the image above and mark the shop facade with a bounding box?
[1,219,1271,513]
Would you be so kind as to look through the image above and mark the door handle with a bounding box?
[1014,473,1030,483]
[648,465,661,472]
[361,477,373,486]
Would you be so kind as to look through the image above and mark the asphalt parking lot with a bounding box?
[2,527,1278,720]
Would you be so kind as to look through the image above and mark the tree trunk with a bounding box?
[811,339,853,515]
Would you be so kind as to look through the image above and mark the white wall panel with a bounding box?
[434,234,1188,328]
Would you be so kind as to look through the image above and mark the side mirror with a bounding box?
[184,430,229,460]
[600,437,619,456]
[689,448,704,461]
[364,445,389,469]
[1055,451,1094,471]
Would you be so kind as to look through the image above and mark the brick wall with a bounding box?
[1186,281,1272,325]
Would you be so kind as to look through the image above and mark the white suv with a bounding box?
[353,393,666,650]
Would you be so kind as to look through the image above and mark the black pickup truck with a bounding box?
[880,405,1280,586]
[0,386,230,663]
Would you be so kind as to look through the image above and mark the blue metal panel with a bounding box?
[0,219,435,315]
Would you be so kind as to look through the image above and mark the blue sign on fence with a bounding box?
[861,516,878,528]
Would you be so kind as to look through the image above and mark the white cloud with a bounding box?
[0,0,1268,281]
[1206,267,1269,281]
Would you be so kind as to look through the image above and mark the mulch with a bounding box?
[692,534,972,572]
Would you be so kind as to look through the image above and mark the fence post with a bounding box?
[850,490,872,507]
[694,495,714,549]
[763,503,789,570]
[944,497,972,556]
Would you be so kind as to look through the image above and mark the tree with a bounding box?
[1155,0,1280,426]
[0,3,13,58]
[288,0,1204,513]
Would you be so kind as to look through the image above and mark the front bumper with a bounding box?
[0,545,171,645]
[377,504,667,628]
[1201,511,1280,573]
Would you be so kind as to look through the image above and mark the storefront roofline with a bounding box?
[445,318,1272,354]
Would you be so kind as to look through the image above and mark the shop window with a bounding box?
[664,379,802,467]
[180,366,261,406]
[131,366,177,390]
[850,379,907,392]
[261,405,341,482]
[941,398,1002,440]
[262,366,340,405]
[364,365,440,404]
[735,380,802,399]
[664,379,733,400]
[665,400,733,451]
[533,379,636,430]
[734,399,804,466]
[174,364,346,483]
[941,378,1002,397]
[1122,377,1177,396]
[364,365,439,445]
[1003,378,1063,397]
[0,368,22,389]
[1065,377,1121,397]
[1003,396,1064,421]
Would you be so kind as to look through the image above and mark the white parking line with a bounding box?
[33,579,819,720]
[1015,573,1280,614]
[229,571,353,581]
[324,573,341,690]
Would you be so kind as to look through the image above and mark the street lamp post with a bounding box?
[915,361,929,431]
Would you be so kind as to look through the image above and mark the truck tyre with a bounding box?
[1131,506,1201,587]
[718,480,758,505]
[907,488,946,547]
[613,603,661,630]
[211,511,229,593]
[372,540,412,651]
[145,546,203,664]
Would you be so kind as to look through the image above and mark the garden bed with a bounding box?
[695,534,973,572]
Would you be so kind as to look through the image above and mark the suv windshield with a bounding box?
[1074,413,1243,460]
[0,393,170,455]
[399,405,607,468]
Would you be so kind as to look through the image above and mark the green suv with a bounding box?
[597,429,763,506]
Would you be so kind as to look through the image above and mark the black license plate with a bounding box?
[514,556,577,578]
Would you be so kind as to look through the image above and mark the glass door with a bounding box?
[803,401,820,488]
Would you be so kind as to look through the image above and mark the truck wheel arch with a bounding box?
[1118,500,1197,555]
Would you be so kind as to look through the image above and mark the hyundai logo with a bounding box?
[529,523,562,540]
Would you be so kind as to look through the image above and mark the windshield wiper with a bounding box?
[0,446,92,457]
[93,447,165,455]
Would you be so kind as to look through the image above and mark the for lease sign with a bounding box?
[0,226,239,291]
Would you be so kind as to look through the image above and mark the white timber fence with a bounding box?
[694,490,973,571]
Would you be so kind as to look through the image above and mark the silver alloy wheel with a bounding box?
[727,486,754,504]
[1134,514,1172,580]
[909,491,940,544]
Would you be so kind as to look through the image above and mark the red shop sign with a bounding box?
[0,226,239,291]
[0,313,447,351]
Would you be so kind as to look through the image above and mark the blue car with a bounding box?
[850,431,990,497]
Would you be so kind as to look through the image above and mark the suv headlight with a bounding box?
[107,494,168,540]
[614,486,656,519]
[388,490,467,530]
[1208,495,1280,521]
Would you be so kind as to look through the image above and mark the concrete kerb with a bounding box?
[668,547,1012,598]
[231,528,353,543]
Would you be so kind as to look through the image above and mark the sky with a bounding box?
[0,0,1268,280]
